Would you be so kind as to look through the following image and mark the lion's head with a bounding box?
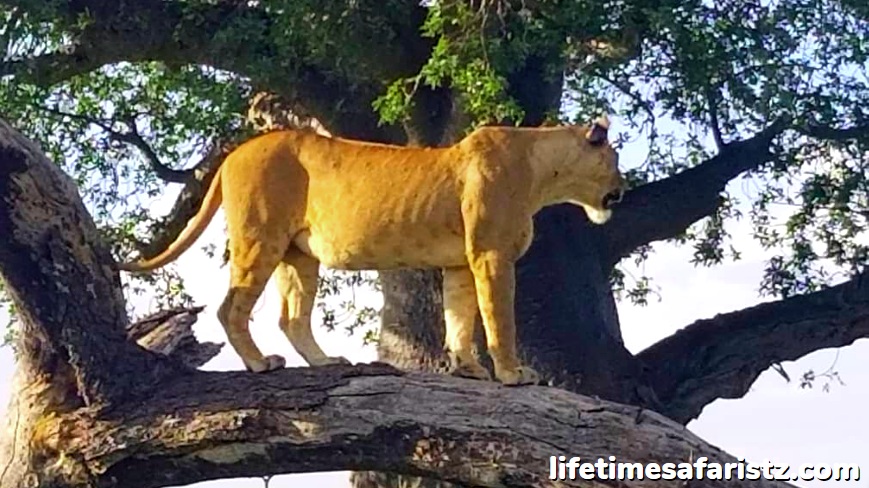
[565,115,626,224]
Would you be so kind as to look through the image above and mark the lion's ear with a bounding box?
[585,115,610,145]
[539,118,560,127]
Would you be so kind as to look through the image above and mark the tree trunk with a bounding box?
[512,206,658,406]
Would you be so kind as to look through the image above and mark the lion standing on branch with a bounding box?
[118,116,625,385]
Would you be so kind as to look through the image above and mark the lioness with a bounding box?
[118,116,625,385]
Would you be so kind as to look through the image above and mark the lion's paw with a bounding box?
[450,360,492,381]
[246,354,287,373]
[495,365,540,386]
[316,356,352,366]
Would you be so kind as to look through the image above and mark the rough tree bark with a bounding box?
[1,118,812,488]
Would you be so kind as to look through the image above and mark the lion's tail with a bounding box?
[117,169,223,272]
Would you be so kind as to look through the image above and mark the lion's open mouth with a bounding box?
[602,188,624,209]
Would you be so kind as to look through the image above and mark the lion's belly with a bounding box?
[294,227,467,270]
[294,161,470,270]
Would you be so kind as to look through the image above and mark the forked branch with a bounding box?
[639,271,869,423]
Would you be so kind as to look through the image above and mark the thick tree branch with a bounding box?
[638,271,869,424]
[603,119,869,264]
[24,364,797,488]
[0,118,181,406]
[602,119,787,265]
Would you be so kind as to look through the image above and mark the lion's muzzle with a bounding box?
[602,187,624,209]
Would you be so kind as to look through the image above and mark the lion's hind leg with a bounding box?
[217,233,290,373]
[275,246,350,367]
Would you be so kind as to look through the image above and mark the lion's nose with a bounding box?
[602,188,624,209]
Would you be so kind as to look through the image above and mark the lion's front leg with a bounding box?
[467,251,539,386]
[442,266,491,381]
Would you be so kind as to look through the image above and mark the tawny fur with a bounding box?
[118,117,625,385]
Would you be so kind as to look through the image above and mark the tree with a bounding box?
[0,1,867,487]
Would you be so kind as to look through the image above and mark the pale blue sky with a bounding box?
[1,116,866,487]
